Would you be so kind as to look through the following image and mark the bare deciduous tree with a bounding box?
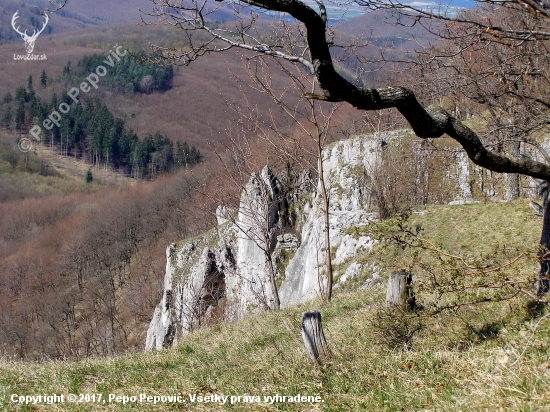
[232,56,340,301]
[137,0,550,295]
[51,0,550,298]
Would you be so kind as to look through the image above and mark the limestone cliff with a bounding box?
[145,132,479,351]
[278,135,379,307]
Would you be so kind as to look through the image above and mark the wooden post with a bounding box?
[386,270,416,311]
[301,310,330,364]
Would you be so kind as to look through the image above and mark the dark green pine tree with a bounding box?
[50,92,58,110]
[27,77,36,103]
[40,70,48,88]
[63,61,71,77]
[29,99,42,123]
[2,92,12,105]
[1,106,12,129]
[189,146,202,165]
[15,87,27,103]
[86,168,93,183]
[15,101,26,130]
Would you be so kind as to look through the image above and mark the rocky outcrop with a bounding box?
[146,166,297,350]
[145,131,484,351]
[279,136,380,306]
[231,166,287,313]
[146,225,237,351]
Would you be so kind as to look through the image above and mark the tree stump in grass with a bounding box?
[386,270,416,311]
[301,310,330,364]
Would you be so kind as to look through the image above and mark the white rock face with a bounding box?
[231,166,289,313]
[145,226,237,351]
[456,152,473,201]
[145,131,481,350]
[146,167,289,350]
[322,135,378,212]
[279,135,380,307]
[334,234,375,265]
[337,262,364,286]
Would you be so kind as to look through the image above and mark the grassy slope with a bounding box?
[1,200,549,411]
[0,135,130,202]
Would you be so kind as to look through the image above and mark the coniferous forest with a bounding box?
[64,51,174,95]
[0,51,201,179]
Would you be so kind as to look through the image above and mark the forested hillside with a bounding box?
[66,51,174,94]
[0,1,549,402]
[0,138,215,358]
[0,71,202,178]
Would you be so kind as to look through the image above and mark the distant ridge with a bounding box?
[0,0,239,43]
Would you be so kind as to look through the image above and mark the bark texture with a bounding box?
[538,184,550,295]
[505,141,521,201]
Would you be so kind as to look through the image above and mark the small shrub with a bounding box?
[85,168,93,183]
[372,306,424,350]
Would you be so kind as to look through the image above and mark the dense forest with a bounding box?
[0,75,201,178]
[63,51,174,95]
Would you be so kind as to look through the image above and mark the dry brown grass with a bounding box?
[0,201,548,411]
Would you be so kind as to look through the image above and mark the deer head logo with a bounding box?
[11,11,49,54]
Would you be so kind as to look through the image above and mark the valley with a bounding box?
[1,0,549,410]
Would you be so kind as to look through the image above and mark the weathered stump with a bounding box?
[301,310,330,364]
[386,270,416,311]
